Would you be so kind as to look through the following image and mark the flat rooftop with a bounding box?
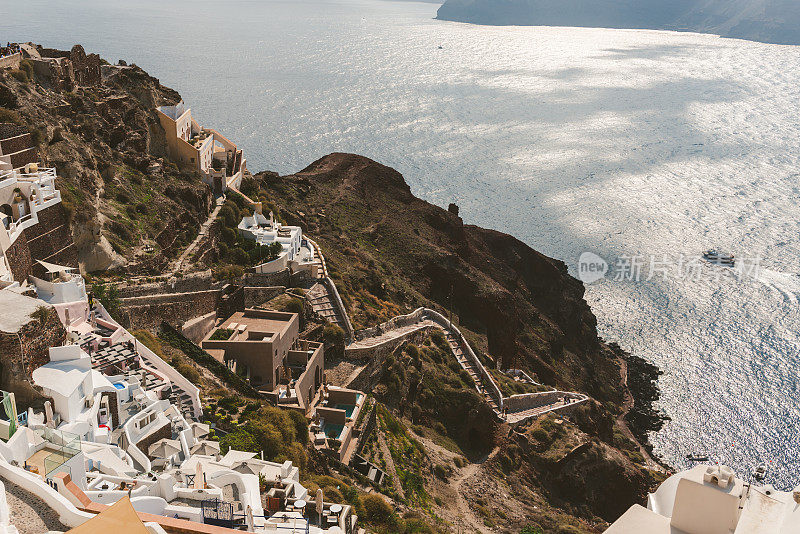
[219,309,297,337]
[0,289,52,333]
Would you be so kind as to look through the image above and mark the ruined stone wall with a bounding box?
[0,306,65,411]
[243,286,285,308]
[4,232,33,283]
[69,45,101,87]
[119,289,221,331]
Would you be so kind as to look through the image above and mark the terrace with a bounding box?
[310,387,365,463]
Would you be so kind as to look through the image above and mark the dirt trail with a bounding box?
[616,356,665,473]
[377,432,405,500]
[451,446,501,534]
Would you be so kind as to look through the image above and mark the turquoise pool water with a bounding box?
[322,423,344,440]
[333,394,362,418]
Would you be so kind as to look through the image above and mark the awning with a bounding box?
[36,260,75,273]
[66,496,149,534]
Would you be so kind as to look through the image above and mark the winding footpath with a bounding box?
[345,307,589,425]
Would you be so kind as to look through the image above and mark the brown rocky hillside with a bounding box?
[0,51,211,274]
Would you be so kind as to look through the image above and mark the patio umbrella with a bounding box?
[233,460,263,477]
[148,438,181,459]
[191,422,210,440]
[190,440,221,456]
[316,488,323,519]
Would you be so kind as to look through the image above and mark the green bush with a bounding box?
[362,494,393,525]
[213,264,244,281]
[92,283,121,320]
[209,328,234,341]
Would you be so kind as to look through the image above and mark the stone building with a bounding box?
[155,100,246,194]
[20,43,101,91]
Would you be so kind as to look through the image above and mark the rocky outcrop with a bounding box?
[0,294,65,411]
[261,153,622,404]
[0,45,210,273]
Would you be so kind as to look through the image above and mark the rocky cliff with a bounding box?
[250,154,666,531]
[436,0,800,45]
[0,49,211,274]
[260,153,623,403]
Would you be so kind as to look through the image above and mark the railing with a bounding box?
[422,308,504,410]
[35,428,82,477]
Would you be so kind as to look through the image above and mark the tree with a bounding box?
[93,283,121,320]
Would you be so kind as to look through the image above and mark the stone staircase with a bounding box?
[443,331,500,412]
[306,282,346,329]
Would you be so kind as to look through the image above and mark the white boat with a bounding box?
[703,250,735,266]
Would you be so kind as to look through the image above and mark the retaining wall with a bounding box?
[116,270,217,298]
[181,312,216,344]
[243,286,285,308]
[353,308,425,341]
[504,391,585,412]
[119,290,221,331]
[345,325,434,361]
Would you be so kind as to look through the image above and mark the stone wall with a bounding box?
[4,232,32,284]
[116,270,217,298]
[119,290,221,331]
[25,204,78,268]
[0,305,65,411]
[4,203,77,284]
[345,325,434,361]
[503,390,586,412]
[243,286,285,308]
[0,131,33,155]
[0,53,20,70]
[181,312,216,344]
[242,269,292,287]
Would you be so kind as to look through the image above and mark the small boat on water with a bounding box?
[686,454,709,462]
[752,464,767,481]
[703,249,735,266]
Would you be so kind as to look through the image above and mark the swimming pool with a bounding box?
[322,423,344,440]
[333,394,362,418]
[113,383,126,390]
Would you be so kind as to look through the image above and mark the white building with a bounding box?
[0,165,62,286]
[29,260,89,328]
[31,345,118,441]
[237,211,319,275]
[605,464,800,534]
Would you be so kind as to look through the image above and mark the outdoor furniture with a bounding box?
[293,499,306,513]
[329,504,342,515]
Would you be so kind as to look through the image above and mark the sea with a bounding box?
[2,0,799,489]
